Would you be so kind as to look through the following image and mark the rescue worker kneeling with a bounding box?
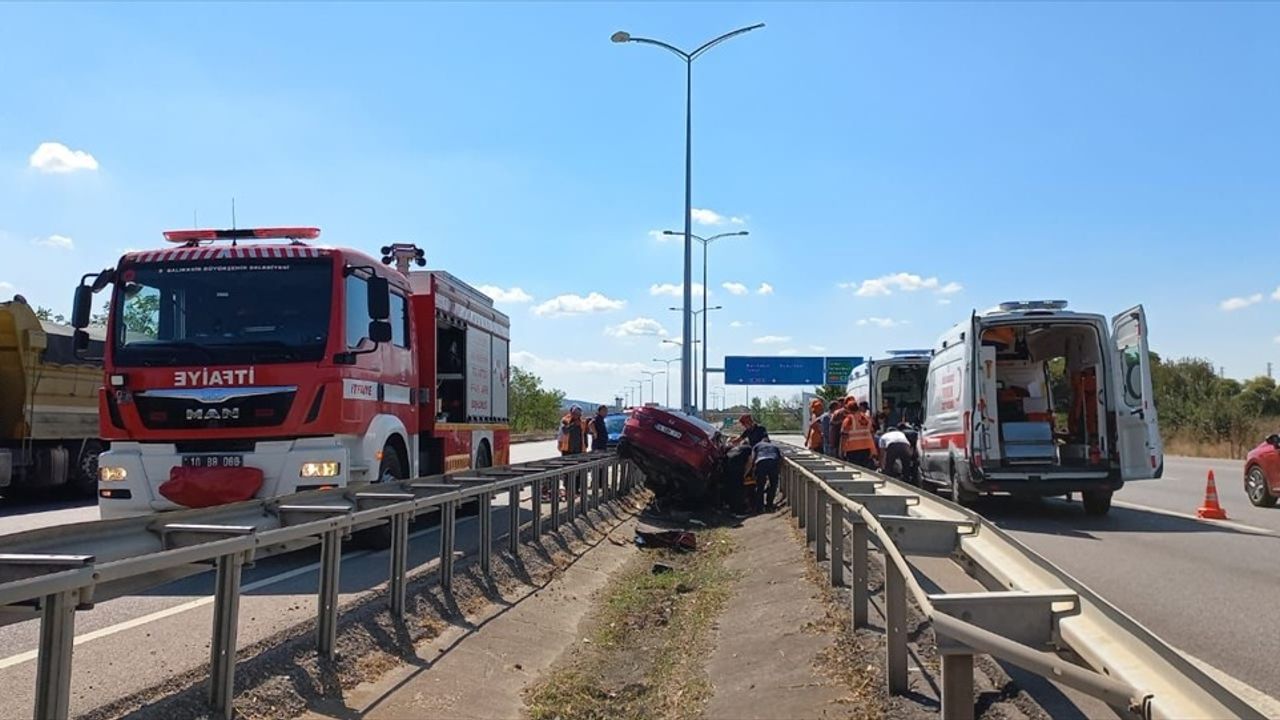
[840,399,878,470]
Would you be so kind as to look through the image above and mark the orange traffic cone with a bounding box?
[1196,470,1228,520]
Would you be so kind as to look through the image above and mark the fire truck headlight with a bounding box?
[99,466,128,482]
[300,461,341,478]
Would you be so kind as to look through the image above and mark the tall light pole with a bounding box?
[642,370,664,406]
[652,356,678,407]
[613,23,764,415]
[631,381,645,406]
[664,229,748,415]
[669,305,721,415]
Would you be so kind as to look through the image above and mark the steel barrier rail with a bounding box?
[779,447,1264,720]
[0,453,642,720]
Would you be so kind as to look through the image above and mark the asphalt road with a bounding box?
[0,440,563,719]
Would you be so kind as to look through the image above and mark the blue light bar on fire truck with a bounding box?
[162,227,321,245]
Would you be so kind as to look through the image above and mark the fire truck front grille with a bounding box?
[135,387,297,430]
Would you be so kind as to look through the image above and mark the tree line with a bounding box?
[509,366,566,433]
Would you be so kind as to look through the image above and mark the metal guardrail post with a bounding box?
[796,476,806,527]
[440,500,456,591]
[209,551,244,719]
[851,519,868,628]
[317,528,341,658]
[829,503,844,587]
[532,478,544,538]
[390,512,409,617]
[886,558,909,695]
[550,474,562,530]
[33,589,78,720]
[792,472,802,520]
[508,486,521,555]
[941,653,975,720]
[815,491,828,561]
[806,483,819,544]
[479,491,493,576]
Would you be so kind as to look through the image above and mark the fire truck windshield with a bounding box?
[111,257,333,367]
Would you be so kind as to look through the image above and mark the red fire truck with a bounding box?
[70,228,510,518]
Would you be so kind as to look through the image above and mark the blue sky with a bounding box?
[2,2,1278,405]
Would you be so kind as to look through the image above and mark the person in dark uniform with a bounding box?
[590,405,610,451]
[731,414,769,448]
[751,438,782,512]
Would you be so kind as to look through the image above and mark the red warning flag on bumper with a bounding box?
[160,466,264,508]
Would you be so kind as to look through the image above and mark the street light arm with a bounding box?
[690,23,765,61]
[663,229,706,243]
[623,36,691,61]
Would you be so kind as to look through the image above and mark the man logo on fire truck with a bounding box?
[71,228,511,518]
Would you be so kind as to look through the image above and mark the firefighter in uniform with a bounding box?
[841,399,878,469]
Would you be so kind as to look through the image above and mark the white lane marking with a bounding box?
[0,521,455,670]
[1111,500,1280,537]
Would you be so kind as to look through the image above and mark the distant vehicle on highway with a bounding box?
[919,300,1162,515]
[617,405,724,501]
[1244,434,1280,507]
[603,412,629,449]
[71,231,511,519]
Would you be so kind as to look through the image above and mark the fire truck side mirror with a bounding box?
[366,276,391,321]
[71,285,94,329]
[73,329,91,355]
[368,320,393,344]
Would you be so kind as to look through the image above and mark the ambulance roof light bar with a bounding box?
[885,349,933,357]
[162,227,321,246]
[998,300,1069,312]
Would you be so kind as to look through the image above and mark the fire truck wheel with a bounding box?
[354,445,404,549]
[475,441,492,469]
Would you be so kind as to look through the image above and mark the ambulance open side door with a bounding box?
[1111,305,1163,479]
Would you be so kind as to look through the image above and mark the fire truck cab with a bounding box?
[72,229,510,518]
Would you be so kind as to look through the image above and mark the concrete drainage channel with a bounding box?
[780,446,1265,720]
[0,453,641,720]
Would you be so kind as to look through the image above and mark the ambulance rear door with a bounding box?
[1111,305,1162,479]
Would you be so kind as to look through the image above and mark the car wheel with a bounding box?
[1082,489,1112,516]
[949,461,976,506]
[1246,466,1277,508]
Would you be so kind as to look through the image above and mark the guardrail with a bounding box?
[780,446,1263,720]
[0,453,641,720]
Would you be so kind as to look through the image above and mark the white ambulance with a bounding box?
[845,350,932,427]
[918,301,1161,515]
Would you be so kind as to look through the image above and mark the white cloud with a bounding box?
[28,142,99,174]
[722,281,748,296]
[649,282,708,298]
[478,285,533,304]
[1271,286,1280,302]
[692,208,725,226]
[729,216,746,225]
[729,320,752,328]
[842,272,960,298]
[756,282,774,296]
[605,317,668,338]
[753,335,792,345]
[809,345,828,352]
[512,350,649,378]
[648,229,677,243]
[532,292,625,317]
[938,298,953,305]
[857,317,904,328]
[1220,294,1262,311]
[0,281,13,292]
[777,348,800,356]
[35,234,74,250]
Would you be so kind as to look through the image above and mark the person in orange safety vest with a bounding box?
[840,399,878,470]
[558,406,589,455]
[805,398,826,451]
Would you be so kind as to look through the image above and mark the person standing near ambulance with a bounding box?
[805,399,825,452]
[827,400,849,458]
[840,399,878,469]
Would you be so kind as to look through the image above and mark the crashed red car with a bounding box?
[617,406,725,499]
[1244,433,1280,507]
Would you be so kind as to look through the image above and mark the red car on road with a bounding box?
[617,406,725,500]
[1244,434,1280,507]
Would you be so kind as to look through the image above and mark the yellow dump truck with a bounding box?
[0,297,104,495]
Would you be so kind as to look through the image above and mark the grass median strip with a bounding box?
[526,527,736,720]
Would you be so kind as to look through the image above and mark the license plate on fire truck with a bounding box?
[181,455,244,469]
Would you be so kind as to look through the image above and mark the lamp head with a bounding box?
[611,31,632,43]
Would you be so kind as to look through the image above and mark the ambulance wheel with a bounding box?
[1082,489,1112,516]
[354,446,405,549]
[949,463,977,506]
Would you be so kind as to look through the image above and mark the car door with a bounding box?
[1111,305,1162,479]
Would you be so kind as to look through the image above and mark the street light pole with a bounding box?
[668,303,722,416]
[642,370,664,407]
[614,24,764,416]
[652,356,678,407]
[665,230,747,416]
